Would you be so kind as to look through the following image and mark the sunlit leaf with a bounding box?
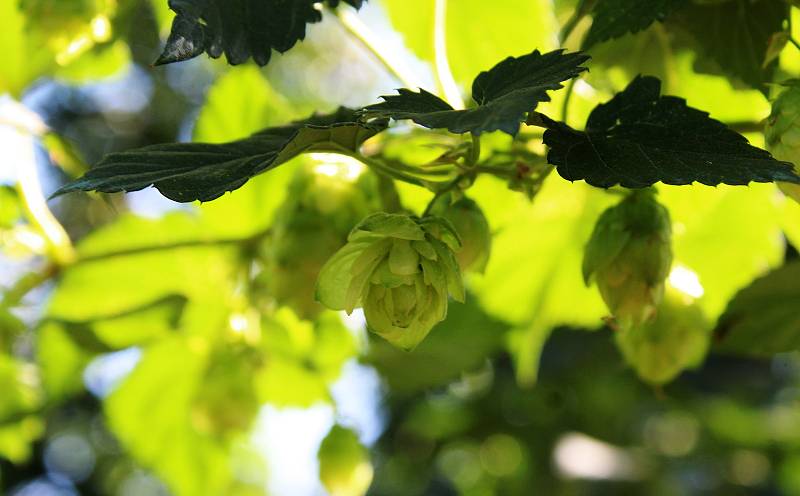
[54,108,387,202]
[362,49,589,136]
[542,76,800,188]
[715,262,800,356]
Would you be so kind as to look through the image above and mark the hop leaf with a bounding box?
[583,190,673,329]
[615,284,710,385]
[765,81,800,203]
[316,213,464,350]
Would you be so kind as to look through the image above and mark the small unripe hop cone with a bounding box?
[583,190,673,330]
[430,195,492,273]
[316,213,465,350]
[766,82,800,203]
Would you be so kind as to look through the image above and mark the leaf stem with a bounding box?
[334,6,423,89]
[560,0,595,44]
[433,0,465,109]
[561,79,577,123]
[790,35,800,52]
[6,100,76,266]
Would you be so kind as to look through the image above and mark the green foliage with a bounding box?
[542,76,800,187]
[583,0,688,49]
[674,0,788,94]
[362,49,589,136]
[156,0,365,66]
[53,108,387,202]
[715,262,800,356]
[6,0,800,493]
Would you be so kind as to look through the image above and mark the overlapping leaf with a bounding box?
[360,49,589,136]
[541,76,800,188]
[156,0,364,66]
[583,0,688,49]
[715,262,800,357]
[671,0,788,94]
[52,108,387,203]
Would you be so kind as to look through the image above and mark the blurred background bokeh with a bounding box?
[3,0,800,495]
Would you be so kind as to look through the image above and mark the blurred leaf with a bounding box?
[155,0,364,66]
[361,49,589,136]
[583,0,688,49]
[0,0,50,95]
[54,108,388,202]
[255,357,330,407]
[318,425,373,496]
[382,0,560,87]
[41,133,89,178]
[46,294,188,353]
[542,76,799,188]
[660,183,785,319]
[52,40,130,84]
[368,298,508,394]
[193,66,298,143]
[105,337,236,496]
[673,0,788,94]
[715,262,800,356]
[0,186,22,229]
[0,355,44,463]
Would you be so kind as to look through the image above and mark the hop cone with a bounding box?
[318,425,373,496]
[431,195,491,273]
[256,163,385,318]
[766,82,800,202]
[583,190,673,329]
[316,213,465,350]
[615,284,710,385]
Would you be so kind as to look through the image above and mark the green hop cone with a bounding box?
[316,213,465,350]
[431,195,491,273]
[614,284,710,385]
[256,163,387,319]
[766,81,800,203]
[583,190,673,329]
[318,425,373,496]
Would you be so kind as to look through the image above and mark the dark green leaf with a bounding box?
[715,262,800,357]
[52,108,387,203]
[156,0,365,66]
[541,76,800,188]
[671,0,788,94]
[583,0,688,49]
[361,49,589,136]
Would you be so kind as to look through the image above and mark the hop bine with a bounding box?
[583,190,673,329]
[316,213,465,350]
[766,81,800,203]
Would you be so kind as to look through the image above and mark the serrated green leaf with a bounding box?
[155,0,364,66]
[715,262,800,357]
[53,108,387,203]
[542,76,800,188]
[361,49,589,136]
[583,0,689,49]
[672,0,788,94]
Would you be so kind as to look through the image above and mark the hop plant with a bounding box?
[256,163,386,319]
[431,195,492,273]
[614,284,710,385]
[583,190,673,329]
[316,213,465,350]
[766,81,800,203]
